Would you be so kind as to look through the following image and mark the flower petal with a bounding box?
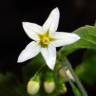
[52,32,80,47]
[43,8,60,34]
[41,45,56,70]
[17,41,41,63]
[22,22,43,41]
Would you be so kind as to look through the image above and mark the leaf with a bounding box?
[75,50,96,85]
[59,25,96,57]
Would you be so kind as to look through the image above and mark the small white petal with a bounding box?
[17,41,41,63]
[52,32,80,47]
[22,22,43,41]
[41,45,56,70]
[43,7,60,34]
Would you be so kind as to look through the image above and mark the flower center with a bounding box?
[39,32,54,48]
[42,37,50,45]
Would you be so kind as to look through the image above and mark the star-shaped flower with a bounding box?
[17,8,80,70]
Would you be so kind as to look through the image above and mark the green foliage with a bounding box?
[0,55,67,96]
[1,25,96,96]
[75,50,96,85]
[59,25,96,56]
[0,72,27,96]
[58,25,96,95]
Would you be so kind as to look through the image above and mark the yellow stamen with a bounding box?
[38,32,54,48]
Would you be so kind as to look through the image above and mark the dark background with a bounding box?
[0,0,96,95]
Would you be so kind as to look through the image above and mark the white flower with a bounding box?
[17,7,80,70]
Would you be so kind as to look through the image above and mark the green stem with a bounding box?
[69,79,79,96]
[62,58,88,96]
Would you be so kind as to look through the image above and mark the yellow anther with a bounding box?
[42,37,50,44]
[39,32,54,47]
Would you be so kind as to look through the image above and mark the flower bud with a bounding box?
[27,75,40,95]
[44,81,55,94]
[59,67,75,81]
[66,69,75,81]
[44,71,55,94]
[59,83,67,94]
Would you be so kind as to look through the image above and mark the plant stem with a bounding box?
[68,78,80,96]
[62,58,88,96]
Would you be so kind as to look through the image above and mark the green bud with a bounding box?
[44,81,55,94]
[59,83,67,94]
[27,75,40,95]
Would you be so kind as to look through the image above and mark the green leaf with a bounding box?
[75,50,96,85]
[59,25,96,57]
